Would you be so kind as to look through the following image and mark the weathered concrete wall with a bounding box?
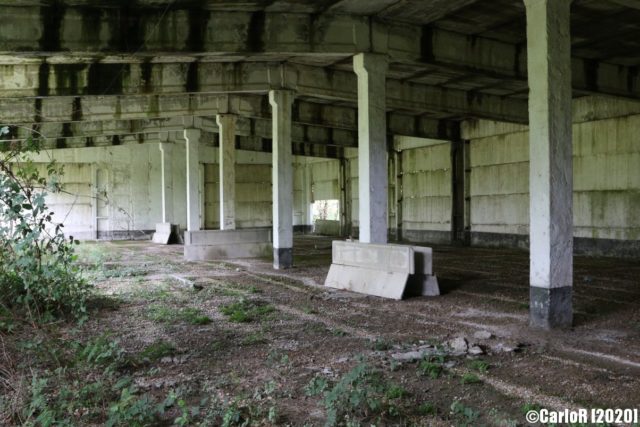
[310,159,340,201]
[31,143,183,239]
[203,151,273,229]
[462,96,640,255]
[400,142,452,243]
[28,143,315,239]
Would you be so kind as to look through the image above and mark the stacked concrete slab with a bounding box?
[325,241,439,300]
[183,229,272,261]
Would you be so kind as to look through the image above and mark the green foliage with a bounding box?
[314,361,409,426]
[219,298,275,323]
[305,375,329,396]
[147,305,212,325]
[450,400,480,427]
[74,334,126,373]
[105,385,167,427]
[460,373,481,384]
[0,304,15,333]
[370,339,393,351]
[16,334,186,426]
[467,359,489,373]
[201,381,279,426]
[0,128,90,320]
[521,402,542,414]
[418,402,436,416]
[418,355,446,379]
[139,340,177,361]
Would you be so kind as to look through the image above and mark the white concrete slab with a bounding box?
[184,242,272,261]
[184,228,271,245]
[332,240,414,274]
[325,264,409,300]
[152,222,175,245]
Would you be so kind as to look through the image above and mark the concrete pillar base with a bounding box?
[529,286,573,330]
[273,248,293,269]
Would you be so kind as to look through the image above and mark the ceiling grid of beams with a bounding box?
[0,0,639,155]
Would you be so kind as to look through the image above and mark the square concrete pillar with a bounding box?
[184,128,201,232]
[525,0,573,329]
[216,114,237,230]
[269,90,295,269]
[159,142,174,224]
[353,53,389,244]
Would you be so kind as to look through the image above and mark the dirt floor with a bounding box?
[2,235,640,426]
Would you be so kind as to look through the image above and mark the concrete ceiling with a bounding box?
[1,0,639,152]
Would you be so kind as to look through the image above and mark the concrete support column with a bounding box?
[525,0,573,329]
[159,143,174,224]
[184,128,201,232]
[353,53,389,244]
[269,90,295,269]
[216,114,237,230]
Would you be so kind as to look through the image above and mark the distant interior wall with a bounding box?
[27,143,316,240]
[462,96,640,256]
[399,142,452,243]
[203,151,273,229]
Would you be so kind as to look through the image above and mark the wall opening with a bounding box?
[312,199,340,236]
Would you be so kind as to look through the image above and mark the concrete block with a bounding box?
[325,264,409,300]
[325,240,439,300]
[185,242,272,261]
[331,241,414,274]
[412,246,433,275]
[184,228,271,245]
[183,228,272,260]
[406,274,440,297]
[152,223,176,245]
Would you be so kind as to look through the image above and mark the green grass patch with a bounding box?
[139,340,177,361]
[418,355,446,379]
[418,402,436,416]
[147,305,212,325]
[460,373,482,384]
[467,359,489,373]
[219,299,276,323]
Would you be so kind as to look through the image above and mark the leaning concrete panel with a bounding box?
[325,264,409,300]
[331,241,414,274]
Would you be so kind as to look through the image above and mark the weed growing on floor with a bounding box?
[219,298,276,323]
[370,338,393,351]
[242,332,266,346]
[305,360,411,426]
[467,359,489,373]
[460,373,482,384]
[147,305,212,325]
[139,340,177,362]
[418,355,446,379]
[450,400,480,427]
[418,402,436,416]
[201,381,280,426]
[8,334,187,426]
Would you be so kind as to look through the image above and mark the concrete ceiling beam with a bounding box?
[0,62,529,123]
[0,6,638,101]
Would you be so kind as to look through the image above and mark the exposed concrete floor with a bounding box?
[12,235,638,425]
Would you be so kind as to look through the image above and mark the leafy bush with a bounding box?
[0,127,90,320]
